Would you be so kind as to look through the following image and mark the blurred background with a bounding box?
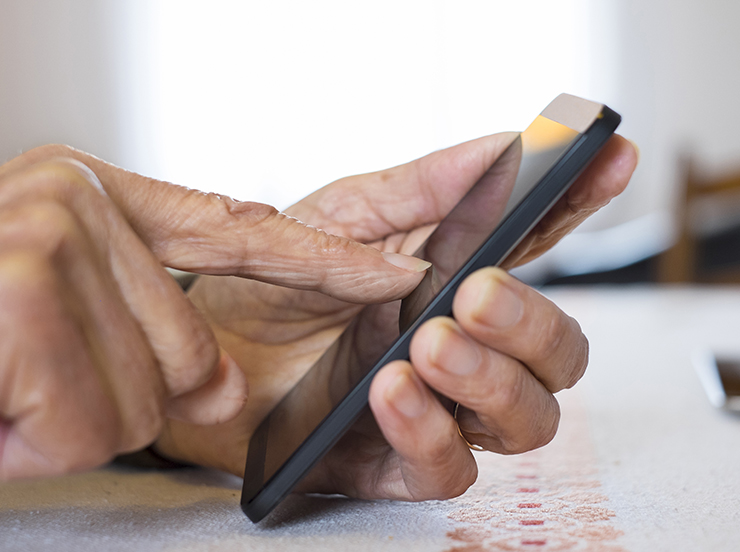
[2,0,740,285]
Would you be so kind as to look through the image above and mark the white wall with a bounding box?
[0,0,595,206]
[144,0,594,208]
[518,0,740,279]
[0,0,154,170]
[601,0,740,225]
[3,1,740,277]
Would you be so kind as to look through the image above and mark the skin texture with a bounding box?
[0,146,430,479]
[0,135,637,501]
[154,133,638,501]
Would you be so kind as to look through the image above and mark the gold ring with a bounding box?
[453,403,485,451]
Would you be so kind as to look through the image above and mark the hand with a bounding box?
[154,133,638,500]
[0,146,428,480]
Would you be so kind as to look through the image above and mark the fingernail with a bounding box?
[430,325,481,375]
[384,370,427,418]
[474,278,523,329]
[382,251,432,273]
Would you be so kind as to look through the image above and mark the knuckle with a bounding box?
[31,159,104,197]
[222,197,283,243]
[0,251,41,290]
[315,229,353,257]
[0,154,104,205]
[206,195,279,234]
[0,205,89,277]
[158,195,280,267]
[0,250,58,310]
[489,361,527,414]
[17,202,83,259]
[23,144,77,162]
[224,196,278,225]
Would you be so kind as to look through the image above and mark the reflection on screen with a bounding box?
[244,114,581,493]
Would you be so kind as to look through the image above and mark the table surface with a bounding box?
[3,285,740,552]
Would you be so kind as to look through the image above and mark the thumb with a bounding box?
[6,146,429,303]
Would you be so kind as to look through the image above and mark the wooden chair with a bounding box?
[658,157,740,283]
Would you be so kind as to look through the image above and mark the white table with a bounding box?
[2,286,740,551]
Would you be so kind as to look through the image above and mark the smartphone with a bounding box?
[241,93,621,522]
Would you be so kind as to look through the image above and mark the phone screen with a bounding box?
[242,95,618,521]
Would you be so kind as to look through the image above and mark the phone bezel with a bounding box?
[241,94,621,522]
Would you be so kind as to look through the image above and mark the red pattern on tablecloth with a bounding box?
[444,388,626,552]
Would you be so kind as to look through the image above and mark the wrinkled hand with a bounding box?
[155,133,638,500]
[0,146,428,480]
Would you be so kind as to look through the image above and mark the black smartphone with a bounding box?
[241,93,621,522]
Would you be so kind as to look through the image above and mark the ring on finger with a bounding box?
[453,403,485,451]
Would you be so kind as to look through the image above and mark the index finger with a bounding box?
[1,145,430,304]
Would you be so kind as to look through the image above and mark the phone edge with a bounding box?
[241,104,621,523]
